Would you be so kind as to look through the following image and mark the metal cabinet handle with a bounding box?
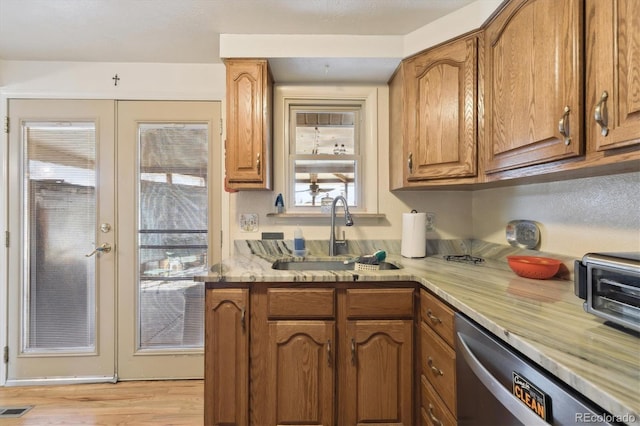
[594,91,609,136]
[426,309,442,325]
[240,307,246,331]
[351,338,356,364]
[85,243,112,257]
[256,152,261,174]
[428,356,443,376]
[327,339,331,366]
[558,106,572,145]
[428,403,443,426]
[407,152,413,174]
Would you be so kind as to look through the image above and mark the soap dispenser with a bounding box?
[293,228,306,256]
[275,193,285,214]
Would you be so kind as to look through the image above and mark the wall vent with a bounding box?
[0,406,33,418]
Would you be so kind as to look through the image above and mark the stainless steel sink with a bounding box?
[271,259,401,271]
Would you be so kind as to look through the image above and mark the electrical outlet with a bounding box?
[426,212,436,232]
[239,213,258,232]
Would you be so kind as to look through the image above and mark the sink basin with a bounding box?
[272,259,401,271]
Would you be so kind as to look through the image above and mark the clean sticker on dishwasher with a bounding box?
[512,372,550,423]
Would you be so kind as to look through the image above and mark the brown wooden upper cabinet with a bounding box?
[483,0,584,174]
[586,0,640,153]
[407,35,478,182]
[390,33,479,189]
[389,0,638,189]
[224,58,273,190]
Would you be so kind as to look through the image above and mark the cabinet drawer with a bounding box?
[420,375,456,426]
[420,289,456,347]
[420,322,456,414]
[346,288,414,319]
[267,288,335,318]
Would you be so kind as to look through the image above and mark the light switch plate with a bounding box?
[426,212,436,232]
[239,213,259,232]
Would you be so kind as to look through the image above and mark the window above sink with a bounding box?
[290,106,360,209]
[273,85,381,216]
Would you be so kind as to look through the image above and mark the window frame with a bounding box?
[274,85,379,215]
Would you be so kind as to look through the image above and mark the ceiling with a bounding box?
[0,0,477,83]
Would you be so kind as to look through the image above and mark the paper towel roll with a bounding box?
[401,212,426,258]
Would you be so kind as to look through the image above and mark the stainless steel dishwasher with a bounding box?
[455,313,619,425]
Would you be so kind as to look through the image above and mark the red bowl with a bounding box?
[506,255,562,280]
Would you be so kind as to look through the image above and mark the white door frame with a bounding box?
[0,60,228,386]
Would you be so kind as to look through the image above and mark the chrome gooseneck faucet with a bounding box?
[329,195,354,256]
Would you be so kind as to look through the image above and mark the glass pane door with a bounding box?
[116,100,221,380]
[7,99,116,384]
[138,124,208,349]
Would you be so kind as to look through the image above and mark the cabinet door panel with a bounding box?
[225,58,272,189]
[343,320,413,426]
[389,62,407,190]
[587,0,640,151]
[205,289,248,426]
[485,0,583,173]
[420,322,456,414]
[406,36,477,180]
[267,321,335,426]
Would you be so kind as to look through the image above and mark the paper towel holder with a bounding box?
[401,209,427,258]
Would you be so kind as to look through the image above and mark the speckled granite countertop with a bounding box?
[197,240,640,424]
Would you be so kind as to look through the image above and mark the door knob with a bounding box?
[85,243,112,257]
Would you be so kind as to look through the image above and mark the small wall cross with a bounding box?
[112,74,120,86]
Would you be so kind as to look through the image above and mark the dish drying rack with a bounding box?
[352,250,387,271]
[354,262,381,271]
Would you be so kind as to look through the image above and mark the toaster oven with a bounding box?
[574,252,640,333]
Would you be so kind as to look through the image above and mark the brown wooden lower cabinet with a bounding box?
[204,288,249,426]
[421,323,456,413]
[421,375,457,426]
[266,320,335,425]
[205,282,436,426]
[419,289,458,425]
[342,319,414,425]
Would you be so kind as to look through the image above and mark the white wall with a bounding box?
[403,0,502,57]
[229,189,473,244]
[472,172,640,257]
[0,60,226,99]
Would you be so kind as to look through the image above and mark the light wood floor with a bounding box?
[0,380,203,425]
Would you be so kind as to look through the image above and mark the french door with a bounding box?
[7,99,117,384]
[6,99,221,383]
[116,101,220,379]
